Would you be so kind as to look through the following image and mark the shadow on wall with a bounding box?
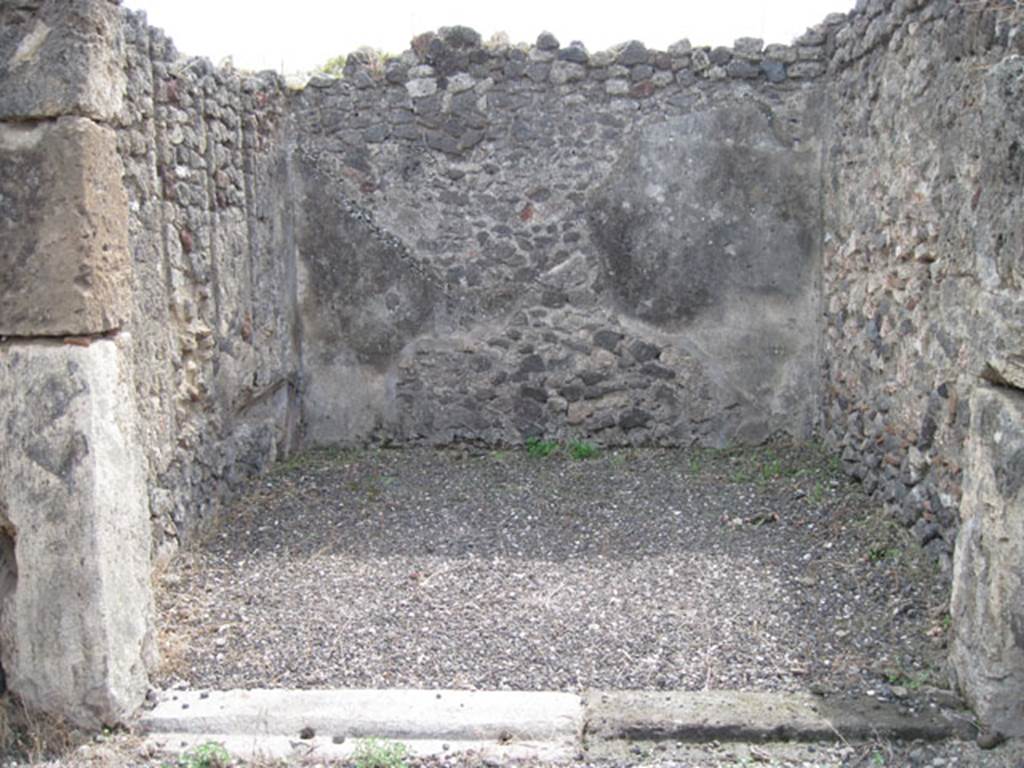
[295,150,449,445]
[588,106,818,328]
[0,518,15,692]
[295,102,822,448]
[587,104,822,443]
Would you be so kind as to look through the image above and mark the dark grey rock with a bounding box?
[616,41,649,67]
[593,330,624,352]
[536,32,560,51]
[580,371,609,386]
[519,355,546,374]
[761,60,787,83]
[631,65,655,83]
[709,47,733,66]
[629,341,661,363]
[558,45,589,64]
[441,26,482,49]
[641,363,676,380]
[727,60,761,79]
[518,384,547,403]
[619,409,653,430]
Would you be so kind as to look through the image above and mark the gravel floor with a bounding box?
[156,443,952,712]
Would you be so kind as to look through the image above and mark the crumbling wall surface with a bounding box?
[821,0,1024,735]
[116,12,300,553]
[0,0,153,727]
[291,27,831,448]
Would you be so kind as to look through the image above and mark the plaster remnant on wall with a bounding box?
[8,21,50,68]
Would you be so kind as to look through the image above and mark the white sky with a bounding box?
[123,1,855,75]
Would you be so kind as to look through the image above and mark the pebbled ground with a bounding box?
[155,443,951,717]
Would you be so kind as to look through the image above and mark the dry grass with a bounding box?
[0,693,87,764]
[153,552,211,684]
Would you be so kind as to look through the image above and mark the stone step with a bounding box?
[141,688,969,764]
[141,688,584,762]
[584,690,968,745]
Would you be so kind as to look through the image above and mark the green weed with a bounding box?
[760,456,784,481]
[883,668,934,691]
[525,437,559,458]
[568,440,600,460]
[169,741,231,768]
[353,737,409,768]
[811,480,826,505]
[868,545,902,563]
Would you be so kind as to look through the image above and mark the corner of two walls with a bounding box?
[0,0,302,727]
[821,0,1024,736]
[116,9,300,559]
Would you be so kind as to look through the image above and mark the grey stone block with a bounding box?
[0,0,125,121]
[0,117,130,337]
[950,386,1024,738]
[0,337,154,727]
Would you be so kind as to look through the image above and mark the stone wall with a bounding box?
[0,0,153,728]
[820,0,1024,736]
[292,28,830,448]
[1,0,1023,740]
[116,12,300,556]
[0,0,302,726]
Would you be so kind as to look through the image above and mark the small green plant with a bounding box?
[568,440,599,460]
[828,453,842,475]
[868,545,901,563]
[760,456,784,481]
[352,737,409,768]
[811,480,826,504]
[730,467,754,483]
[525,437,559,458]
[320,54,346,77]
[883,668,933,691]
[173,741,231,768]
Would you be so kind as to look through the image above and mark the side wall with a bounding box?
[291,29,831,449]
[0,0,303,725]
[822,0,1024,736]
[116,11,300,554]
